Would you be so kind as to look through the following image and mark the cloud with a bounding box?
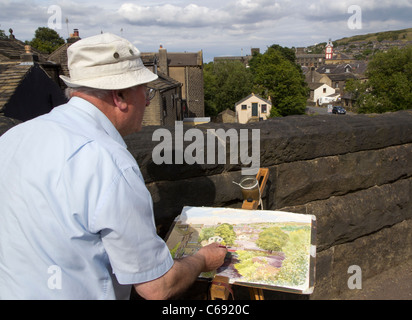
[118,3,230,28]
[117,0,289,31]
[1,0,411,62]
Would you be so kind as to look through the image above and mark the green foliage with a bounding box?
[198,223,236,246]
[249,46,308,116]
[276,229,311,286]
[0,29,7,39]
[198,226,216,243]
[204,44,308,118]
[215,223,236,246]
[169,242,181,258]
[235,250,267,280]
[203,60,253,117]
[345,45,412,113]
[29,27,65,54]
[256,226,289,252]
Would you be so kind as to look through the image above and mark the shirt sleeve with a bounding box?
[91,165,174,285]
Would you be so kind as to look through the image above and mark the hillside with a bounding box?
[336,28,412,44]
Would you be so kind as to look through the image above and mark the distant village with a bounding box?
[1,28,411,127]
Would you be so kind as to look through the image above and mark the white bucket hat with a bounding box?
[60,33,158,90]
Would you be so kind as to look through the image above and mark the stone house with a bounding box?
[214,108,237,123]
[0,37,66,121]
[235,93,272,124]
[296,53,325,68]
[48,33,204,126]
[142,72,183,126]
[316,62,367,92]
[149,46,205,118]
[304,66,332,87]
[308,83,336,105]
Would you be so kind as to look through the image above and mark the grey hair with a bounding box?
[65,87,112,100]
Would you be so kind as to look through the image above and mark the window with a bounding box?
[261,104,267,113]
[241,104,247,110]
[323,88,327,94]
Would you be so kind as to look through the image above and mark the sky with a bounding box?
[1,0,411,62]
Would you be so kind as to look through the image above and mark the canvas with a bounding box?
[165,206,316,294]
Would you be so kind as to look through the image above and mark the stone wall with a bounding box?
[124,110,412,299]
[1,109,411,299]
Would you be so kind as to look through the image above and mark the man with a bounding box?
[0,33,226,299]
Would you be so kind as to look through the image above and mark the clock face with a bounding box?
[326,47,332,53]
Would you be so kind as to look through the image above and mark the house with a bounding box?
[142,46,205,119]
[296,53,326,68]
[47,29,82,89]
[48,32,201,126]
[213,48,260,67]
[0,37,66,121]
[308,83,336,105]
[214,108,237,123]
[304,66,332,87]
[235,93,272,124]
[142,72,183,126]
[316,62,367,92]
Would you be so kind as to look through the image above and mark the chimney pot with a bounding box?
[67,29,81,44]
[24,45,32,54]
[20,45,38,64]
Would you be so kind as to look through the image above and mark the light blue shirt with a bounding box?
[0,97,174,299]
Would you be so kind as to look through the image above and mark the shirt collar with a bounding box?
[68,97,127,148]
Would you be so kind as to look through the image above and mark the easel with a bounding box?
[210,168,269,300]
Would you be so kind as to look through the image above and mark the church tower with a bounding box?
[325,39,333,60]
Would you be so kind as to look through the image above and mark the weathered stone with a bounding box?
[275,144,412,208]
[2,109,412,299]
[282,178,412,250]
[310,219,412,299]
[124,110,412,183]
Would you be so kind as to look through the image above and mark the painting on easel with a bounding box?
[165,206,316,294]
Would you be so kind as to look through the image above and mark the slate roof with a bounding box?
[0,38,47,62]
[235,93,272,106]
[150,72,181,92]
[47,43,71,77]
[0,63,32,112]
[0,115,21,135]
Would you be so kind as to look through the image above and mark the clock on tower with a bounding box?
[325,39,333,60]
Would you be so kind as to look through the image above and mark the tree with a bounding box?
[215,223,236,246]
[256,227,289,253]
[0,29,7,39]
[250,46,308,117]
[203,60,253,117]
[29,27,65,54]
[345,45,412,113]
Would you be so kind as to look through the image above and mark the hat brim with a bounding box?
[60,67,158,90]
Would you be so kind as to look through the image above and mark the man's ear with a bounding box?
[112,90,128,111]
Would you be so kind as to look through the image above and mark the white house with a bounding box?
[235,93,272,124]
[308,83,336,105]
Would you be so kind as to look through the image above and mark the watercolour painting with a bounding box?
[165,206,316,294]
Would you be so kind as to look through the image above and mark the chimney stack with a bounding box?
[158,45,168,76]
[67,29,81,44]
[20,45,39,64]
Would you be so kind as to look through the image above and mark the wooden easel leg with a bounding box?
[210,168,269,301]
[210,276,233,300]
[249,287,264,300]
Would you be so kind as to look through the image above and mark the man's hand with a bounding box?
[134,242,227,299]
[195,242,227,272]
